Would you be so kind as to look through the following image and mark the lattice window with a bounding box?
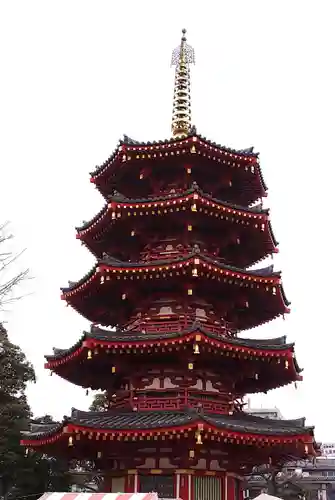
[139,475,174,498]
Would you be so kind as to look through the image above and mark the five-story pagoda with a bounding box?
[22,31,318,500]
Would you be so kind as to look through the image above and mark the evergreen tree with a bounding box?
[19,416,70,498]
[0,325,71,500]
[0,224,70,498]
[89,393,108,412]
[0,223,71,498]
[0,323,35,500]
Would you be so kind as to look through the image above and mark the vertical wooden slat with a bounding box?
[111,477,126,493]
[193,476,222,500]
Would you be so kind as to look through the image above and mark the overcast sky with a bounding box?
[1,1,334,441]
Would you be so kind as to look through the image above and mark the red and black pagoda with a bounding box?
[22,30,318,500]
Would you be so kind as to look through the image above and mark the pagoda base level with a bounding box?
[101,470,243,500]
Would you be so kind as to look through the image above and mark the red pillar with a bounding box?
[178,472,191,500]
[226,476,243,500]
[227,476,235,500]
[125,471,137,492]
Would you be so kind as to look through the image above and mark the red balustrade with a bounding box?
[109,390,236,414]
[125,315,234,337]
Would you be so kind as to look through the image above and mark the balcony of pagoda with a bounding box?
[139,244,192,263]
[139,242,225,264]
[107,388,242,415]
[147,186,186,198]
[124,313,235,338]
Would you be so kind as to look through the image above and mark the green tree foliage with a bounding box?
[0,326,70,499]
[0,323,35,499]
[0,225,70,498]
[19,416,70,498]
[89,392,108,412]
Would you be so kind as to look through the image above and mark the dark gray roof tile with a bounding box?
[90,133,260,178]
[60,253,282,294]
[45,323,294,362]
[76,184,270,233]
[22,409,313,441]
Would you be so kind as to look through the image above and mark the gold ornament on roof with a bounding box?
[195,429,203,445]
[193,343,200,354]
[171,29,195,138]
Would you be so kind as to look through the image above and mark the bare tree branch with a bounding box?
[0,222,30,310]
[245,463,307,499]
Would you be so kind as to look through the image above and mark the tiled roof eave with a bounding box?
[61,252,282,294]
[45,322,295,362]
[293,355,303,374]
[75,185,269,234]
[60,263,97,294]
[21,409,315,442]
[90,134,260,179]
[106,187,268,215]
[98,253,280,276]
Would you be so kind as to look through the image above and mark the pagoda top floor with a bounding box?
[89,132,267,206]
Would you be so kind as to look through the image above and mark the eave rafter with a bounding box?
[77,187,270,235]
[62,254,286,298]
[45,329,300,378]
[76,187,277,256]
[89,135,267,204]
[44,327,301,394]
[60,254,289,330]
[21,417,316,461]
[90,135,260,183]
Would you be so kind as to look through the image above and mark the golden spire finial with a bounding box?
[171,29,195,138]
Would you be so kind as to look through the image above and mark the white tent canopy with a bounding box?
[39,494,159,500]
[253,494,283,500]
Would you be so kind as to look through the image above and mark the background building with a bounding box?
[246,407,332,500]
[245,400,283,420]
[321,445,335,459]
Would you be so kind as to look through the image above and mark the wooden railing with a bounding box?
[140,248,228,264]
[125,315,235,337]
[109,389,238,415]
[136,396,230,413]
